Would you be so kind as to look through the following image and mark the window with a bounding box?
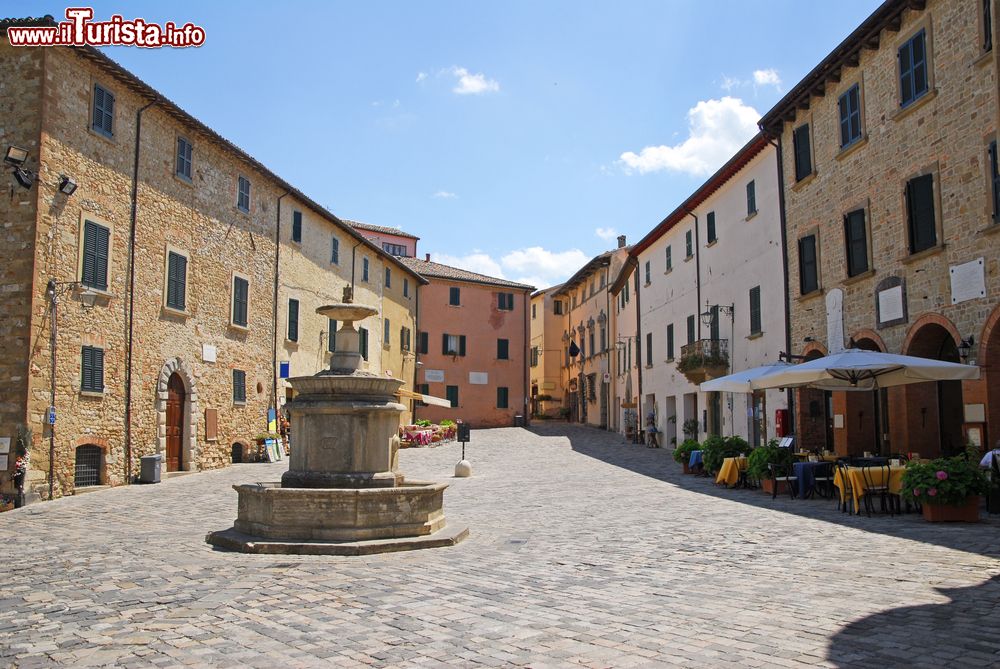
[331,237,340,264]
[646,332,652,367]
[449,287,461,306]
[685,230,693,258]
[793,123,812,182]
[359,327,369,361]
[497,387,509,409]
[532,303,537,319]
[362,258,369,282]
[232,369,246,403]
[600,324,606,352]
[899,29,928,108]
[175,137,192,180]
[554,300,563,315]
[232,275,249,327]
[382,242,408,256]
[498,292,514,310]
[385,268,391,289]
[287,299,299,342]
[418,331,429,354]
[237,176,251,213]
[687,314,696,344]
[838,84,862,148]
[92,84,114,137]
[446,385,459,408]
[588,330,595,357]
[990,141,1000,222]
[166,250,187,311]
[81,220,110,291]
[400,326,411,351]
[530,346,539,367]
[443,333,466,356]
[798,235,819,295]
[403,278,410,298]
[81,346,104,393]
[580,334,586,359]
[666,323,674,360]
[74,445,102,488]
[749,286,762,335]
[382,318,390,349]
[906,173,937,254]
[497,338,509,360]
[328,319,337,352]
[709,306,720,341]
[644,261,651,285]
[984,0,994,52]
[746,180,757,216]
[292,211,302,243]
[706,211,717,244]
[844,209,869,277]
[665,245,672,271]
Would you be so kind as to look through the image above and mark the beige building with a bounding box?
[529,285,566,418]
[760,0,1000,457]
[0,18,422,500]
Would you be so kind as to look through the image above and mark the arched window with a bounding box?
[74,445,102,487]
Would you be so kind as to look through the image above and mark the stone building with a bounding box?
[629,134,787,448]
[760,0,1000,457]
[529,284,566,418]
[400,256,533,428]
[0,19,422,499]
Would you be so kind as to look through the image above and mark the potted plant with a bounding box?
[673,439,700,474]
[681,418,699,441]
[701,435,749,476]
[901,446,988,522]
[558,407,571,422]
[747,439,793,494]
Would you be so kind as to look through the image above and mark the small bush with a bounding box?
[673,439,700,465]
[746,439,792,480]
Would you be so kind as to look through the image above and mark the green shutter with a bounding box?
[443,333,450,354]
[328,319,337,352]
[287,299,299,342]
[167,252,186,310]
[750,286,761,335]
[459,335,467,357]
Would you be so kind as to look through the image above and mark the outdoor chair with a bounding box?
[811,462,835,499]
[859,464,894,517]
[835,462,855,514]
[767,463,797,500]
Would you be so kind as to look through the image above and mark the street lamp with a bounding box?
[958,336,975,364]
[44,279,97,498]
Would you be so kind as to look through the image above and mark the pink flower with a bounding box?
[927,488,938,497]
[913,489,922,496]
[935,470,948,481]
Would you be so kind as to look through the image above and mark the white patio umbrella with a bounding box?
[749,349,980,391]
[699,361,794,393]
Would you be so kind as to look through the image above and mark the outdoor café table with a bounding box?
[716,456,748,487]
[833,465,907,511]
[792,461,831,498]
[689,450,703,470]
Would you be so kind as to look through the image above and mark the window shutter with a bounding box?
[328,319,337,352]
[646,332,652,366]
[94,224,109,291]
[459,335,467,357]
[991,141,1000,220]
[707,212,716,243]
[687,314,695,344]
[287,299,299,341]
[102,89,114,134]
[844,210,868,276]
[750,286,761,334]
[168,252,187,310]
[907,174,936,253]
[793,124,811,181]
[798,236,818,294]
[82,221,98,287]
[710,305,719,341]
[331,237,339,264]
[443,333,450,354]
[360,327,369,360]
[292,211,302,242]
[93,85,104,131]
[81,347,93,391]
[419,331,428,354]
[667,324,674,360]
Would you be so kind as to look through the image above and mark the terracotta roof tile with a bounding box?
[397,257,534,290]
[346,220,420,240]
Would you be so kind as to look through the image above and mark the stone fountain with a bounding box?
[207,289,467,555]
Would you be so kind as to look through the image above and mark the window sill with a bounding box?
[665,357,675,363]
[796,288,825,303]
[79,390,105,399]
[791,171,817,192]
[173,173,194,188]
[663,268,673,275]
[161,305,190,318]
[645,364,654,369]
[233,401,247,407]
[746,332,764,341]
[835,135,868,162]
[88,127,116,145]
[229,323,250,333]
[644,281,651,287]
[891,87,938,123]
[841,268,876,286]
[972,49,993,69]
[235,207,250,216]
[684,255,693,263]
[745,210,758,222]
[899,243,946,264]
[447,304,461,308]
[706,240,718,248]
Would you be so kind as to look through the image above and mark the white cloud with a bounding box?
[429,246,589,289]
[595,227,618,241]
[416,71,428,83]
[753,68,781,88]
[449,66,500,95]
[432,190,458,199]
[720,75,742,92]
[619,96,760,177]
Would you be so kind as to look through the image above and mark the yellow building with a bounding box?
[529,285,567,418]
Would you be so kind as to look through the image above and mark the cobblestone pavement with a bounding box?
[3,424,1000,668]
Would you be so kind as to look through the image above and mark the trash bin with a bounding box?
[139,454,162,484]
[514,414,525,427]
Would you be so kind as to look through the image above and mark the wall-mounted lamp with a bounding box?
[700,302,734,328]
[958,336,975,364]
[4,146,28,166]
[58,175,78,196]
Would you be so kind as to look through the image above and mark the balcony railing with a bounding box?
[677,338,729,383]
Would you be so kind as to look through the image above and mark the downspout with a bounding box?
[273,191,290,419]
[124,99,157,485]
[523,289,530,427]
[689,211,701,340]
[768,133,795,437]
[605,265,611,432]
[412,276,420,422]
[634,266,642,443]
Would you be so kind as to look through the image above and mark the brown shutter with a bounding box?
[205,408,218,442]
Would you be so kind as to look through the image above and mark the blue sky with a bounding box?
[32,1,880,287]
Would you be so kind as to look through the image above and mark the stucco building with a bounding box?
[529,284,566,418]
[400,256,533,428]
[630,134,787,448]
[349,220,419,258]
[761,0,1000,458]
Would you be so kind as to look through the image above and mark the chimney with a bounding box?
[425,253,431,262]
[617,235,626,249]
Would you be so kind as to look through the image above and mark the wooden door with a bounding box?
[166,372,185,472]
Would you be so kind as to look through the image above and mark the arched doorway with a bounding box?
[74,444,102,488]
[165,373,186,471]
[896,319,964,458]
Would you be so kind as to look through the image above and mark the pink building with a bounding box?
[400,256,534,428]
[348,220,419,258]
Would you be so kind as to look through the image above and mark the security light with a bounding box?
[58,175,78,195]
[13,167,34,189]
[4,146,28,166]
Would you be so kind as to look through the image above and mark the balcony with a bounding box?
[677,339,729,384]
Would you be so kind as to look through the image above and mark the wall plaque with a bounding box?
[950,257,986,305]
[469,372,488,385]
[424,369,444,383]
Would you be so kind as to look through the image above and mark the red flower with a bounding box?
[935,470,948,481]
[913,488,922,496]
[927,487,938,497]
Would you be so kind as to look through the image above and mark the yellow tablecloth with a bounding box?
[716,456,748,487]
[833,465,907,509]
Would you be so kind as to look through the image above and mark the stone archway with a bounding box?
[155,358,199,472]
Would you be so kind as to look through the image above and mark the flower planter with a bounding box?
[683,463,692,475]
[760,479,790,495]
[921,496,981,522]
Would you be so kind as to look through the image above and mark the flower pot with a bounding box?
[921,496,981,522]
[682,463,691,475]
[760,479,790,495]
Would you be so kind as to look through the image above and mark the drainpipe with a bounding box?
[605,265,611,431]
[634,266,643,443]
[124,99,157,485]
[523,289,530,427]
[688,211,701,340]
[273,191,290,419]
[412,277,420,422]
[768,133,795,439]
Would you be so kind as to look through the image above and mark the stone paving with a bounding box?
[2,424,1000,668]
